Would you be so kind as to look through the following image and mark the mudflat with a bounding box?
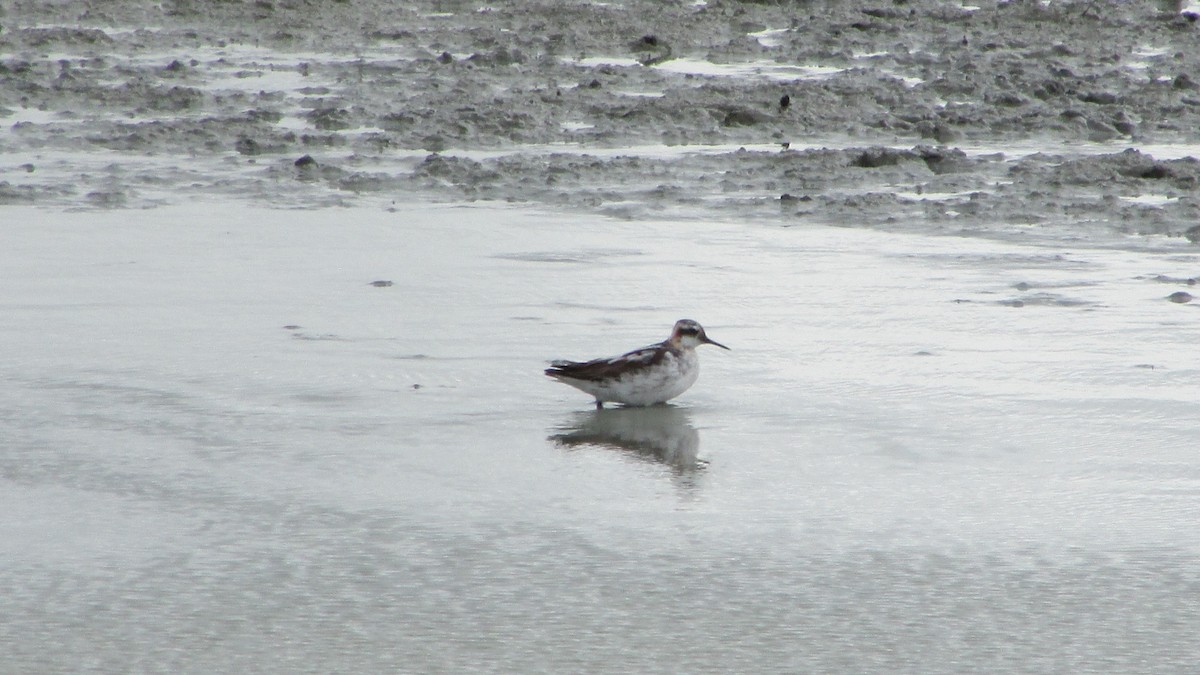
[3,0,1200,241]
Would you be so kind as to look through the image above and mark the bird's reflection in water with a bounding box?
[549,405,704,474]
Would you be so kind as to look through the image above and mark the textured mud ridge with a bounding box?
[3,0,1200,243]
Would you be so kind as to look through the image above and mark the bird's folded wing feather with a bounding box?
[545,343,665,381]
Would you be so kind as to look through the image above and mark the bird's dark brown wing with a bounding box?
[545,343,668,382]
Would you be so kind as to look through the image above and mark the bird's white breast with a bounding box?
[584,348,700,406]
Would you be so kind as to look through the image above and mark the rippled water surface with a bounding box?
[2,203,1199,672]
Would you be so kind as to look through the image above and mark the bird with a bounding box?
[545,319,729,408]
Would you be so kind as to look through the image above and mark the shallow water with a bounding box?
[2,203,1199,672]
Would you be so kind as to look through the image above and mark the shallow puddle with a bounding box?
[2,203,1198,671]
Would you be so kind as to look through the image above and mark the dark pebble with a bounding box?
[722,108,770,126]
[234,137,261,155]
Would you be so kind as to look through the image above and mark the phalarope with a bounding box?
[545,319,729,408]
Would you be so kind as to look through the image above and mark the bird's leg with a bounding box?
[595,400,603,410]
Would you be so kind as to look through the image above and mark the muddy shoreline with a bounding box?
[3,0,1200,243]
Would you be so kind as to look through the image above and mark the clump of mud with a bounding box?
[2,0,1199,243]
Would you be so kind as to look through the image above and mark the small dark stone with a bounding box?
[861,8,902,18]
[992,93,1028,107]
[1036,79,1069,99]
[283,325,301,330]
[722,108,770,126]
[422,134,447,152]
[245,109,283,123]
[234,137,261,155]
[486,48,525,66]
[854,147,915,168]
[919,146,966,173]
[294,154,317,168]
[631,34,671,65]
[369,280,394,287]
[437,51,453,64]
[164,59,186,72]
[779,94,790,110]
[587,78,602,89]
[1138,164,1172,179]
[86,191,126,207]
[307,107,350,131]
[1167,291,1193,303]
[1080,91,1120,105]
[1184,224,1200,243]
[917,122,963,144]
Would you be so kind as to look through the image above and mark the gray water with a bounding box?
[2,204,1199,673]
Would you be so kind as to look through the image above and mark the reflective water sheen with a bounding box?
[2,204,1199,672]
